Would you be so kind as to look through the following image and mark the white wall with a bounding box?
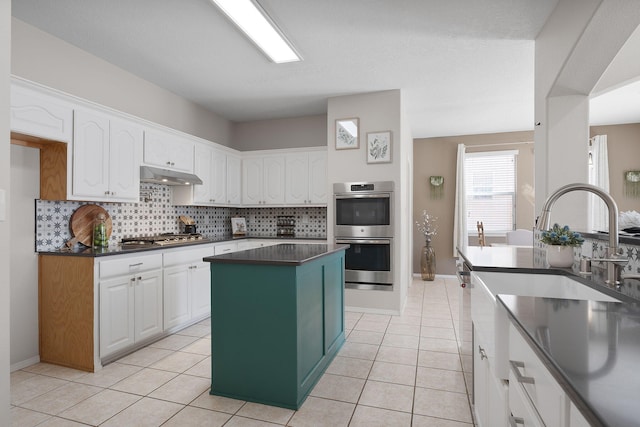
[534,0,640,230]
[1,1,12,424]
[232,114,327,151]
[327,90,408,314]
[10,145,39,370]
[11,18,233,147]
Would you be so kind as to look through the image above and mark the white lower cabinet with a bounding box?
[473,329,508,427]
[214,241,238,255]
[508,323,568,427]
[99,254,163,359]
[163,246,213,330]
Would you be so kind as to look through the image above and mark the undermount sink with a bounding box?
[470,271,620,380]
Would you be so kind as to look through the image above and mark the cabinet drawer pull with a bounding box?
[129,262,143,268]
[510,360,535,384]
[509,415,525,426]
[478,345,487,360]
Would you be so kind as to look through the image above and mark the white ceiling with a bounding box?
[12,0,637,139]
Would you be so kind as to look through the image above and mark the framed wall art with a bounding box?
[231,217,247,236]
[367,130,392,164]
[335,118,359,149]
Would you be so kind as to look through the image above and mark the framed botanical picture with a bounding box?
[335,118,359,149]
[367,131,392,163]
[231,217,247,235]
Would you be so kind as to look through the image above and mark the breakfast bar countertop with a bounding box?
[458,245,536,270]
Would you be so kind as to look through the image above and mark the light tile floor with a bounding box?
[11,277,475,426]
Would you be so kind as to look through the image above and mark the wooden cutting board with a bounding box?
[66,204,113,247]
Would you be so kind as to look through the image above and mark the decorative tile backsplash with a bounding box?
[36,183,327,251]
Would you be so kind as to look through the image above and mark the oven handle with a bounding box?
[335,194,391,200]
[336,239,391,245]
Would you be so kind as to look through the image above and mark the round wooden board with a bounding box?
[69,204,112,247]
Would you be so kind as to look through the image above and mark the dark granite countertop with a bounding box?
[39,236,328,257]
[581,230,640,245]
[204,243,348,266]
[499,295,640,427]
[460,245,640,426]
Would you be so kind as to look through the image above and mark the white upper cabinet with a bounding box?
[192,143,226,205]
[192,143,214,204]
[242,155,285,205]
[285,150,327,205]
[109,120,143,200]
[173,143,241,206]
[226,153,241,205]
[210,147,227,204]
[143,130,194,173]
[72,109,142,202]
[10,83,73,142]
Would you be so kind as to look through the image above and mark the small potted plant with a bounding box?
[540,223,584,267]
[416,210,438,281]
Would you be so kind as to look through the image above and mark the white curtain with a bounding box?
[588,135,610,232]
[453,144,467,256]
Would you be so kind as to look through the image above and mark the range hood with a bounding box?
[140,166,203,186]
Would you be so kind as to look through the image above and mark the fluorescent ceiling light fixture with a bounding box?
[212,0,301,63]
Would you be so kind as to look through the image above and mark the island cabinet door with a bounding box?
[323,253,345,353]
[297,268,325,385]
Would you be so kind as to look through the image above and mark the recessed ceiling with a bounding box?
[12,0,569,138]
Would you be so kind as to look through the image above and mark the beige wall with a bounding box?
[11,18,233,147]
[413,131,535,275]
[1,1,12,423]
[232,114,327,151]
[590,123,640,213]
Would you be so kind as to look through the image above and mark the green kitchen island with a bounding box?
[203,243,348,410]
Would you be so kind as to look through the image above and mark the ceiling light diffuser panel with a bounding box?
[211,0,301,63]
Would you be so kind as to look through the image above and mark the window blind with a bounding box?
[465,150,516,233]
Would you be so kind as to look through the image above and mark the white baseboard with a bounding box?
[11,355,40,372]
[344,306,401,316]
[411,273,457,279]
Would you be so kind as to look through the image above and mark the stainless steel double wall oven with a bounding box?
[334,181,394,291]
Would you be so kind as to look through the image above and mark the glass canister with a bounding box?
[93,212,108,248]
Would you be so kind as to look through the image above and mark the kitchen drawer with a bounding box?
[163,245,214,267]
[236,240,276,251]
[509,323,567,427]
[99,253,162,279]
[215,242,238,255]
[509,368,545,427]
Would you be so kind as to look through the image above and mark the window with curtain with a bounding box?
[465,150,517,233]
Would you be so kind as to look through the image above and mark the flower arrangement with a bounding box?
[540,223,584,247]
[416,210,438,244]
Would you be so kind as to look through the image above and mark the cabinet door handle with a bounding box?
[509,415,525,426]
[129,262,143,268]
[510,360,535,384]
[478,345,487,360]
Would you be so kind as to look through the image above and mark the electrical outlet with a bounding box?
[302,214,309,224]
